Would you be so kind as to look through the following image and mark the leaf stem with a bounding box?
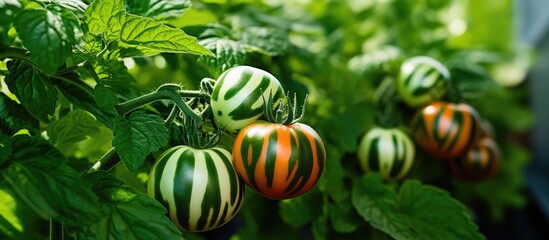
[49,217,64,240]
[84,62,102,83]
[0,47,29,61]
[88,148,120,173]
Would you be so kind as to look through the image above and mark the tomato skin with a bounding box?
[232,121,326,200]
[357,127,415,180]
[148,146,245,232]
[449,137,500,182]
[396,56,450,107]
[411,102,482,160]
[211,66,285,135]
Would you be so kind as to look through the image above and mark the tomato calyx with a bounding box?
[263,91,307,125]
[180,117,221,149]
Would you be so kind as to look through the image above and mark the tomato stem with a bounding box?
[49,217,64,240]
[115,90,207,122]
[0,46,30,61]
[89,148,121,173]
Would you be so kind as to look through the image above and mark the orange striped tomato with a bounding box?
[449,137,500,182]
[232,121,326,200]
[411,102,481,160]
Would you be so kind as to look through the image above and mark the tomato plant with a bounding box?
[0,0,535,239]
[357,126,415,180]
[411,101,482,160]
[232,95,326,199]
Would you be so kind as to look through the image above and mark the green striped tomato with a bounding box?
[411,101,482,160]
[148,146,245,232]
[232,121,326,200]
[211,66,286,135]
[396,56,450,107]
[449,137,500,182]
[357,127,415,180]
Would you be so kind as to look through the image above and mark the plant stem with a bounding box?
[49,217,63,240]
[0,47,29,61]
[164,105,180,126]
[88,148,121,173]
[84,62,102,83]
[115,90,206,122]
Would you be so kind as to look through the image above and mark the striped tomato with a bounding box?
[449,137,500,182]
[232,121,326,200]
[411,102,482,160]
[357,127,415,180]
[148,146,245,232]
[211,66,286,135]
[396,56,450,107]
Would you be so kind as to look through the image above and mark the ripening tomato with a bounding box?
[449,137,500,182]
[411,101,482,160]
[232,121,326,200]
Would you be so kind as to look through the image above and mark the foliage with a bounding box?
[0,0,532,240]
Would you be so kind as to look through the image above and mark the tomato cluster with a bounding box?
[356,56,500,182]
[147,66,326,232]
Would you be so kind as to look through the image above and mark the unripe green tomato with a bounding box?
[148,146,245,232]
[211,66,286,136]
[396,56,450,107]
[357,127,415,180]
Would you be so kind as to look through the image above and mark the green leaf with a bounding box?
[52,0,88,12]
[352,174,484,240]
[83,0,126,41]
[125,0,191,20]
[330,196,363,233]
[53,72,117,128]
[13,6,81,73]
[94,83,119,110]
[47,109,101,146]
[0,0,22,45]
[74,171,184,240]
[1,135,105,226]
[198,38,246,78]
[347,46,402,75]
[5,60,58,122]
[279,190,322,228]
[316,148,347,203]
[94,60,137,98]
[0,135,11,165]
[311,196,329,240]
[0,92,39,135]
[239,27,290,56]
[0,185,23,238]
[120,14,213,56]
[112,111,168,172]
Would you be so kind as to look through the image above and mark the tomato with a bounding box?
[449,137,500,182]
[211,66,286,135]
[411,101,481,160]
[396,56,450,107]
[357,127,415,180]
[232,121,326,200]
[148,146,245,232]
